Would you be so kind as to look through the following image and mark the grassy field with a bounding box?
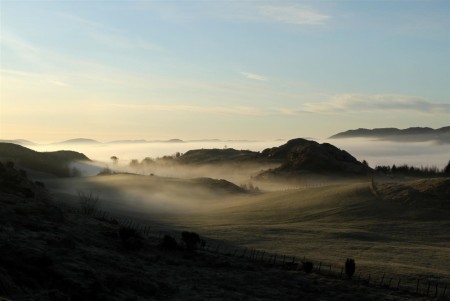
[46,174,450,289]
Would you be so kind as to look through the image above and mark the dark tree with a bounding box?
[160,235,179,250]
[302,261,314,274]
[444,160,450,175]
[345,258,356,279]
[181,231,201,251]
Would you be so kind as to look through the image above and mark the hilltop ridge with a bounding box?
[330,126,450,143]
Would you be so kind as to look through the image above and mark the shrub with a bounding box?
[160,235,179,250]
[118,226,143,251]
[77,191,100,216]
[181,231,201,251]
[345,258,356,279]
[302,261,314,274]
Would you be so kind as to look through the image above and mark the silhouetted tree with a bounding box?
[110,156,118,165]
[129,159,139,168]
[302,261,314,274]
[345,258,356,279]
[444,160,450,175]
[181,231,201,251]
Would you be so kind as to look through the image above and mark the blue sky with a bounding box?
[0,0,449,141]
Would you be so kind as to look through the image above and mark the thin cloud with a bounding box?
[258,4,330,25]
[280,94,450,115]
[104,103,267,116]
[240,72,268,81]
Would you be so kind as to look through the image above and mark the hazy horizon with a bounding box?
[23,138,449,171]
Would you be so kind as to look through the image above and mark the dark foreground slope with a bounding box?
[0,163,424,301]
[0,143,89,177]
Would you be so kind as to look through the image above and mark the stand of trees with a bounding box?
[375,160,450,177]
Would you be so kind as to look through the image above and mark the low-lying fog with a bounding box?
[30,138,449,170]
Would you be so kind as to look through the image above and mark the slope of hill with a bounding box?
[0,164,429,301]
[0,139,35,145]
[0,143,90,177]
[330,126,450,143]
[375,177,450,208]
[172,181,450,287]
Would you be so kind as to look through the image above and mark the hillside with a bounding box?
[329,126,450,143]
[374,177,450,208]
[0,163,429,301]
[258,138,371,178]
[0,143,90,177]
[175,139,370,179]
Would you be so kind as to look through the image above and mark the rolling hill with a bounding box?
[0,143,90,177]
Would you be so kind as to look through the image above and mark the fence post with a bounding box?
[340,267,343,278]
[442,285,447,299]
[434,282,438,298]
[396,278,401,290]
[318,262,322,273]
[426,281,431,297]
[380,273,385,287]
[260,251,265,261]
[367,274,371,285]
[416,278,420,294]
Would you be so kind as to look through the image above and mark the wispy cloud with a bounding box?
[140,2,330,26]
[279,94,450,115]
[104,103,267,116]
[258,5,331,25]
[240,71,268,81]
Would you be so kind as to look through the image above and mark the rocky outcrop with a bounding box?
[258,138,371,178]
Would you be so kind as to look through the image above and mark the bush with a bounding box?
[159,235,179,250]
[345,258,356,279]
[118,226,143,250]
[181,231,201,251]
[302,261,314,274]
[78,191,100,216]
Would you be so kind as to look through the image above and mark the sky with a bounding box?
[0,0,449,142]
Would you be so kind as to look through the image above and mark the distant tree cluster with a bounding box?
[240,182,260,193]
[375,160,450,177]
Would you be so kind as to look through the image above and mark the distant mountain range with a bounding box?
[0,138,259,146]
[329,126,450,143]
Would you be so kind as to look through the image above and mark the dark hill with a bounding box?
[0,143,90,177]
[178,148,262,164]
[56,138,102,145]
[330,126,450,143]
[258,138,371,178]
